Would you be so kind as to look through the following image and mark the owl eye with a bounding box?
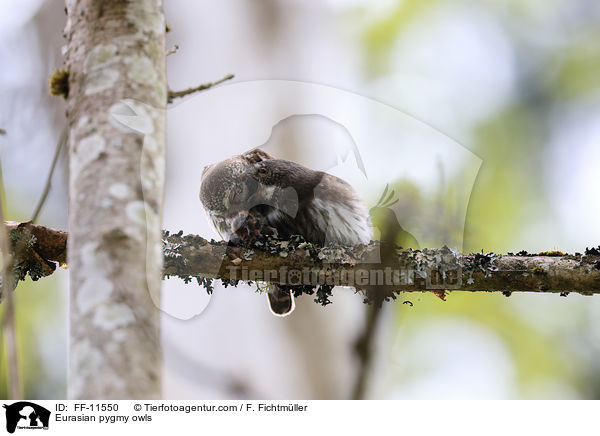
[230,190,242,204]
[256,166,268,176]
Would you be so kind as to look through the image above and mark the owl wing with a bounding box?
[310,175,372,245]
[259,173,371,246]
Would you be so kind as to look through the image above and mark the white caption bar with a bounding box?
[0,400,597,435]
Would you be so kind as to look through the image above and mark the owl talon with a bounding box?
[225,245,244,261]
[267,288,295,317]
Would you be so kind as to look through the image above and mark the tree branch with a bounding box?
[4,222,600,299]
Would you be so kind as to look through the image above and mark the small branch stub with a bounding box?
[166,45,179,56]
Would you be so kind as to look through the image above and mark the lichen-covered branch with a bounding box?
[162,232,600,298]
[1,221,67,288]
[64,0,166,399]
[5,222,600,298]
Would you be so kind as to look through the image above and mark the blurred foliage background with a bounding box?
[0,0,599,399]
[351,0,600,398]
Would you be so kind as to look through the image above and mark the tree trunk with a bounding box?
[64,0,166,398]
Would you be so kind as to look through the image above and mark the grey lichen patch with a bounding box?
[141,172,156,192]
[147,39,161,60]
[397,246,464,284]
[70,339,103,396]
[126,0,165,36]
[109,183,131,199]
[143,136,158,153]
[4,227,52,284]
[92,303,136,330]
[85,68,119,95]
[153,82,166,103]
[81,44,122,95]
[123,51,165,102]
[84,44,119,72]
[461,250,498,278]
[125,55,157,86]
[75,242,114,315]
[77,115,90,129]
[72,134,106,175]
[113,329,127,343]
[111,34,143,49]
[163,237,183,260]
[124,201,160,245]
[77,277,114,315]
[126,201,148,226]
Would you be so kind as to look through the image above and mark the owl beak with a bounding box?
[231,210,250,232]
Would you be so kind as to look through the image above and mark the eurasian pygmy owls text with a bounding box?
[200,149,372,316]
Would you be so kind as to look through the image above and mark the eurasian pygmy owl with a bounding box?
[200,149,372,316]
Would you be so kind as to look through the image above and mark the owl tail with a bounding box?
[267,285,295,317]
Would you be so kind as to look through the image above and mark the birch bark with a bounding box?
[64,0,166,398]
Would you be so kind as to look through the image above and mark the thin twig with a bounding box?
[166,45,179,56]
[167,74,234,103]
[0,173,23,399]
[351,304,382,399]
[31,127,67,223]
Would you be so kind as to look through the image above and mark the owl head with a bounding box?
[200,149,299,220]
